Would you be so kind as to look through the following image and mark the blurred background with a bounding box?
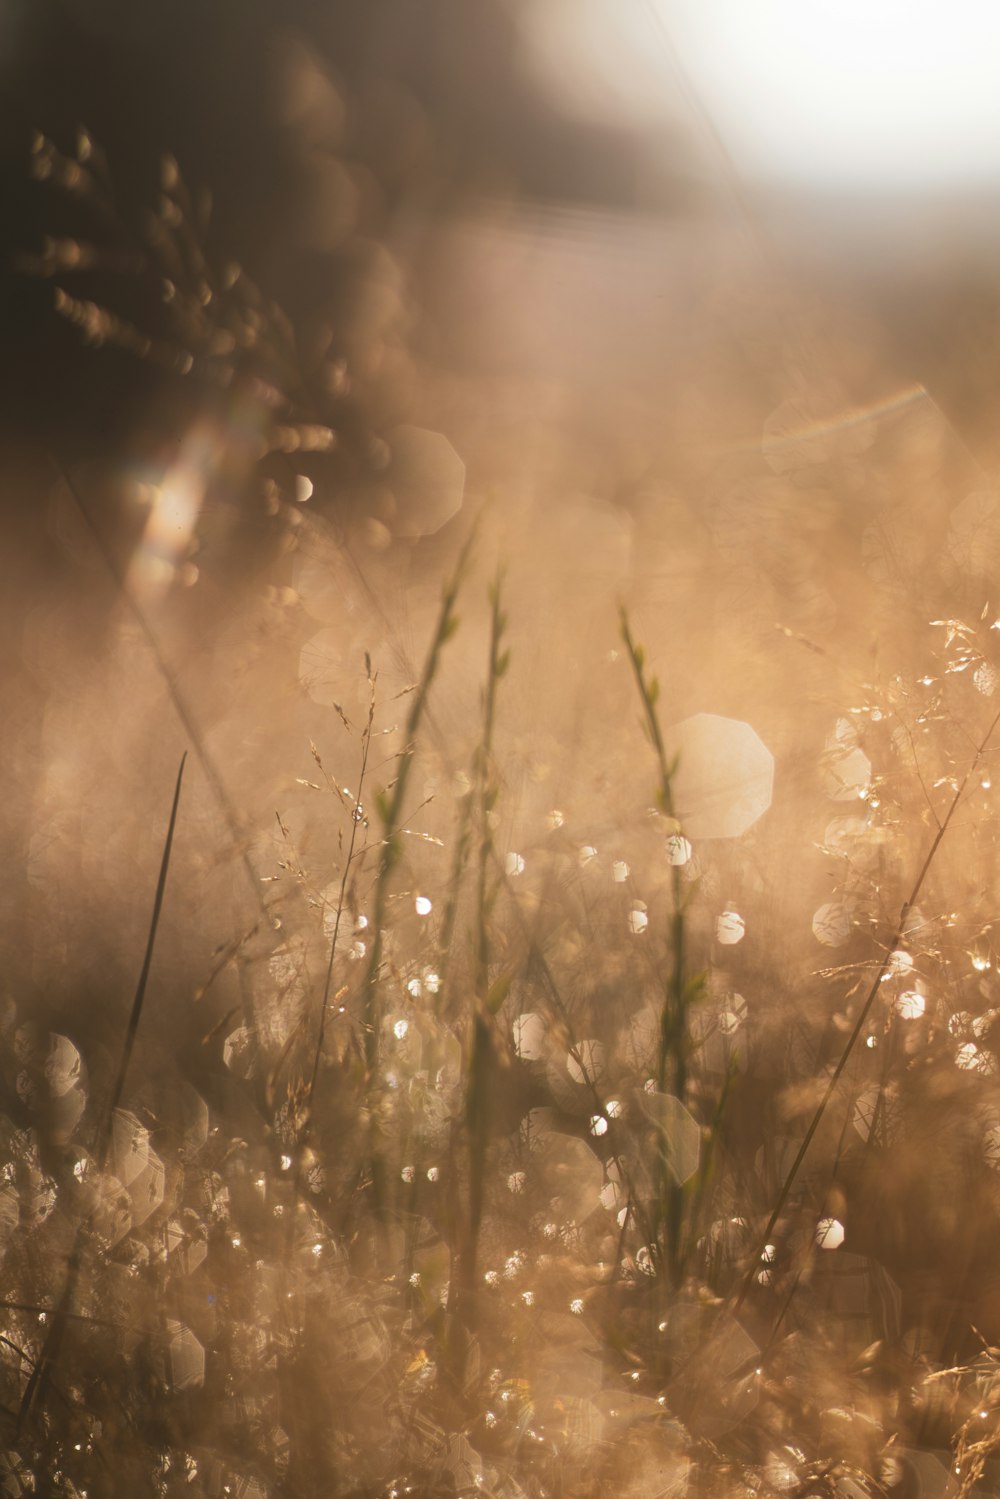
[4,0,1000,458]
[5,5,1000,1489]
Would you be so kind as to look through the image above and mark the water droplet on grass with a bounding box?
[895,991,925,1019]
[717,909,745,945]
[815,1217,845,1249]
[666,834,692,866]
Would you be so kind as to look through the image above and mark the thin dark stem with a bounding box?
[306,690,374,1116]
[463,572,507,1299]
[19,753,186,1435]
[435,788,474,1014]
[620,608,693,1286]
[362,532,472,1082]
[52,457,269,932]
[733,702,1000,1314]
[96,752,186,1166]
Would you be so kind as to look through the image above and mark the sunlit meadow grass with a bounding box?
[10,562,1000,1499]
[14,132,1000,1499]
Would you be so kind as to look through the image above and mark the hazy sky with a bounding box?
[664,0,1000,190]
[525,0,1000,192]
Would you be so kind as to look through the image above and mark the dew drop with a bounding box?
[665,834,692,866]
[716,909,745,945]
[895,990,926,1020]
[815,1217,845,1249]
